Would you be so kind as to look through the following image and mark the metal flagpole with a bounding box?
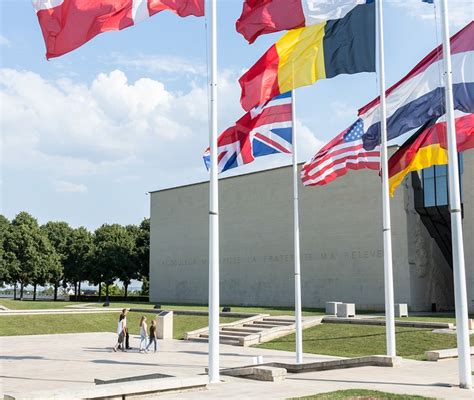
[439,0,472,389]
[291,89,303,364]
[376,0,396,357]
[208,0,220,384]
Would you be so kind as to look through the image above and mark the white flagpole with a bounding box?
[376,0,396,357]
[208,0,220,384]
[292,89,303,364]
[439,0,472,389]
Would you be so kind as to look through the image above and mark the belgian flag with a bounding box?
[239,3,375,111]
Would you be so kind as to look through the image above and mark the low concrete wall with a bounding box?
[4,376,208,400]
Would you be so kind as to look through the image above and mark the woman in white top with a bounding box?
[139,316,148,353]
[113,317,126,352]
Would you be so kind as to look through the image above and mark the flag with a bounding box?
[300,118,380,187]
[238,3,375,112]
[33,0,204,59]
[203,127,254,173]
[236,0,374,44]
[388,112,474,196]
[203,92,293,173]
[361,21,474,150]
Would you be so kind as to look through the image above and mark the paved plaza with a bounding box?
[0,332,473,399]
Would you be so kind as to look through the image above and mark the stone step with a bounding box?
[263,318,295,324]
[200,333,241,342]
[219,330,249,337]
[245,323,283,329]
[221,327,263,334]
[259,320,293,326]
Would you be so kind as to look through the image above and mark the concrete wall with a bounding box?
[462,152,474,312]
[150,158,472,311]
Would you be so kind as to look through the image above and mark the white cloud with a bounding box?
[0,35,10,47]
[0,68,324,194]
[110,53,207,76]
[54,181,88,193]
[391,0,473,27]
[0,68,242,183]
[329,101,357,120]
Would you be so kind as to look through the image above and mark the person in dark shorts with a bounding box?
[146,319,158,353]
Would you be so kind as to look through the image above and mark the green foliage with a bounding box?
[0,215,11,284]
[141,276,150,295]
[0,212,150,300]
[90,224,136,297]
[99,283,124,296]
[3,212,60,292]
[64,227,93,286]
[41,221,74,284]
[136,218,150,279]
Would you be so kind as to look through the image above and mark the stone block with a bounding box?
[426,346,474,361]
[157,310,173,339]
[325,302,342,315]
[337,303,355,318]
[395,303,408,318]
[252,366,286,382]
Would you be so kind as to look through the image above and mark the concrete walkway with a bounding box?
[0,333,472,399]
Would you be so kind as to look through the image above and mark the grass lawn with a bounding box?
[257,323,474,360]
[291,389,434,399]
[0,298,89,310]
[0,312,238,339]
[0,298,324,316]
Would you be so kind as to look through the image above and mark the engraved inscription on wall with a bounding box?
[160,249,383,267]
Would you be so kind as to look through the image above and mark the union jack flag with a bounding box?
[203,92,292,173]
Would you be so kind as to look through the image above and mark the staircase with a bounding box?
[185,314,322,346]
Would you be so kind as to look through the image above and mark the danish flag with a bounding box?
[33,0,204,59]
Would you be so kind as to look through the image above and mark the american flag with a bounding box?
[204,92,292,173]
[301,118,380,187]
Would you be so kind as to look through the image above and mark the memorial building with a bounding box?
[149,151,473,312]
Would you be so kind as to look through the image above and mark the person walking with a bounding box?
[113,314,126,352]
[139,316,148,353]
[119,309,131,350]
[146,320,158,353]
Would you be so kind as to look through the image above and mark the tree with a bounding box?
[41,221,73,300]
[120,224,140,298]
[3,212,59,300]
[91,224,133,304]
[0,215,11,285]
[64,227,93,297]
[136,218,150,281]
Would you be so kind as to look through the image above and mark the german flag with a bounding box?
[238,3,375,112]
[388,113,474,196]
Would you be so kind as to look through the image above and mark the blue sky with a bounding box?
[0,0,472,230]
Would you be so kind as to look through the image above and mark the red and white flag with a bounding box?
[236,0,373,44]
[33,0,204,59]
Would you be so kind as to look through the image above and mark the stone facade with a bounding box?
[149,152,473,312]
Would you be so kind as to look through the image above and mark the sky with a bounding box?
[0,0,473,231]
